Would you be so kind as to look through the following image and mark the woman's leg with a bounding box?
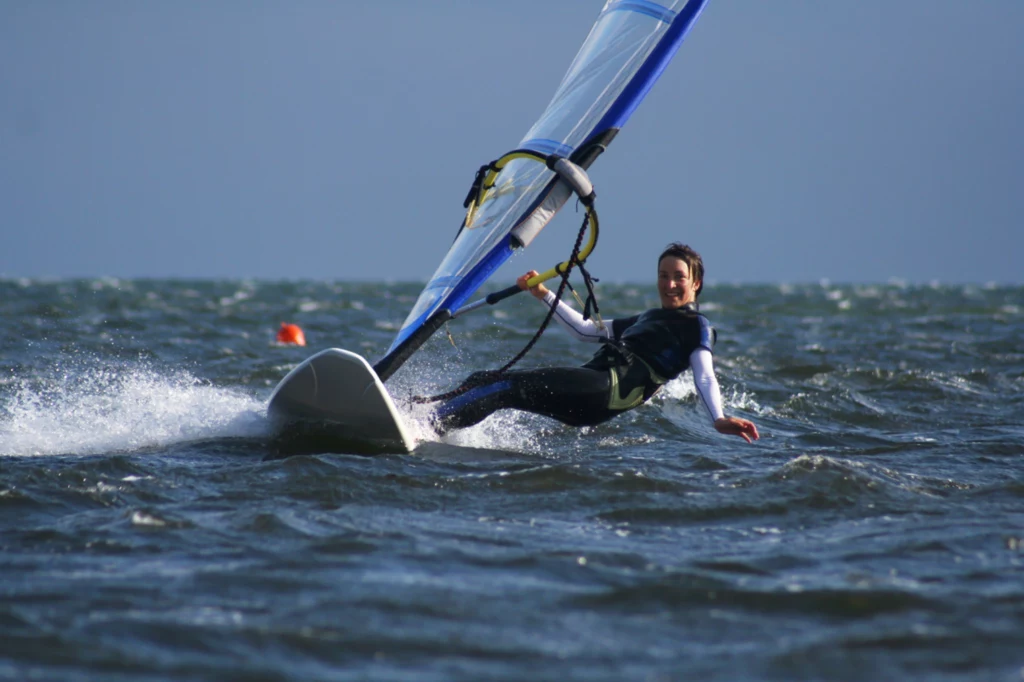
[433,366,617,432]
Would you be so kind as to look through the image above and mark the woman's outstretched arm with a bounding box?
[690,348,759,443]
[517,270,611,343]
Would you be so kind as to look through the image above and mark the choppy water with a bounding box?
[1,278,1022,681]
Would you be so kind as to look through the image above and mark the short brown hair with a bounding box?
[658,243,704,296]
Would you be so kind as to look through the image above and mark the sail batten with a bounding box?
[604,1,677,23]
[520,139,576,157]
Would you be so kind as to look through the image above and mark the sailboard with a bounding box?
[268,0,712,453]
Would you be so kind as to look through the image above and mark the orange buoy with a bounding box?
[276,322,306,346]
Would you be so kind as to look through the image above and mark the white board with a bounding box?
[267,348,415,454]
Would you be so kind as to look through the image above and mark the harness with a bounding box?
[584,303,716,411]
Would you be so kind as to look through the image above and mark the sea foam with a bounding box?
[0,358,268,457]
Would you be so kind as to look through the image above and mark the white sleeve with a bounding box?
[539,290,612,343]
[690,348,725,422]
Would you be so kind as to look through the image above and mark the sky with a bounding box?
[2,1,1023,285]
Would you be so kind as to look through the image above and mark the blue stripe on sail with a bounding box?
[388,238,515,351]
[390,321,422,351]
[603,0,676,24]
[520,138,575,158]
[441,239,513,313]
[588,0,709,138]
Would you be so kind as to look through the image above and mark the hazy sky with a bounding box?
[3,1,1022,284]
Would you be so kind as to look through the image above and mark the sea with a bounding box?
[1,277,1022,681]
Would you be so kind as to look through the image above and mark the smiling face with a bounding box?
[657,255,700,309]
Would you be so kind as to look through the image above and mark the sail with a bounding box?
[375,0,711,381]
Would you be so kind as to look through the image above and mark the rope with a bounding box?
[411,208,594,405]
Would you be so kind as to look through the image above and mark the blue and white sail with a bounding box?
[374,0,710,381]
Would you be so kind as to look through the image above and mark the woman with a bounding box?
[433,243,759,443]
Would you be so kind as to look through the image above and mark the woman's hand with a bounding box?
[714,416,759,443]
[517,270,549,300]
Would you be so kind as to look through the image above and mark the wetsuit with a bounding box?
[433,292,726,432]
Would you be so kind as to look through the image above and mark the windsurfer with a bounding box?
[432,243,759,442]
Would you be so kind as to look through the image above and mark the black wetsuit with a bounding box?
[433,302,716,432]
